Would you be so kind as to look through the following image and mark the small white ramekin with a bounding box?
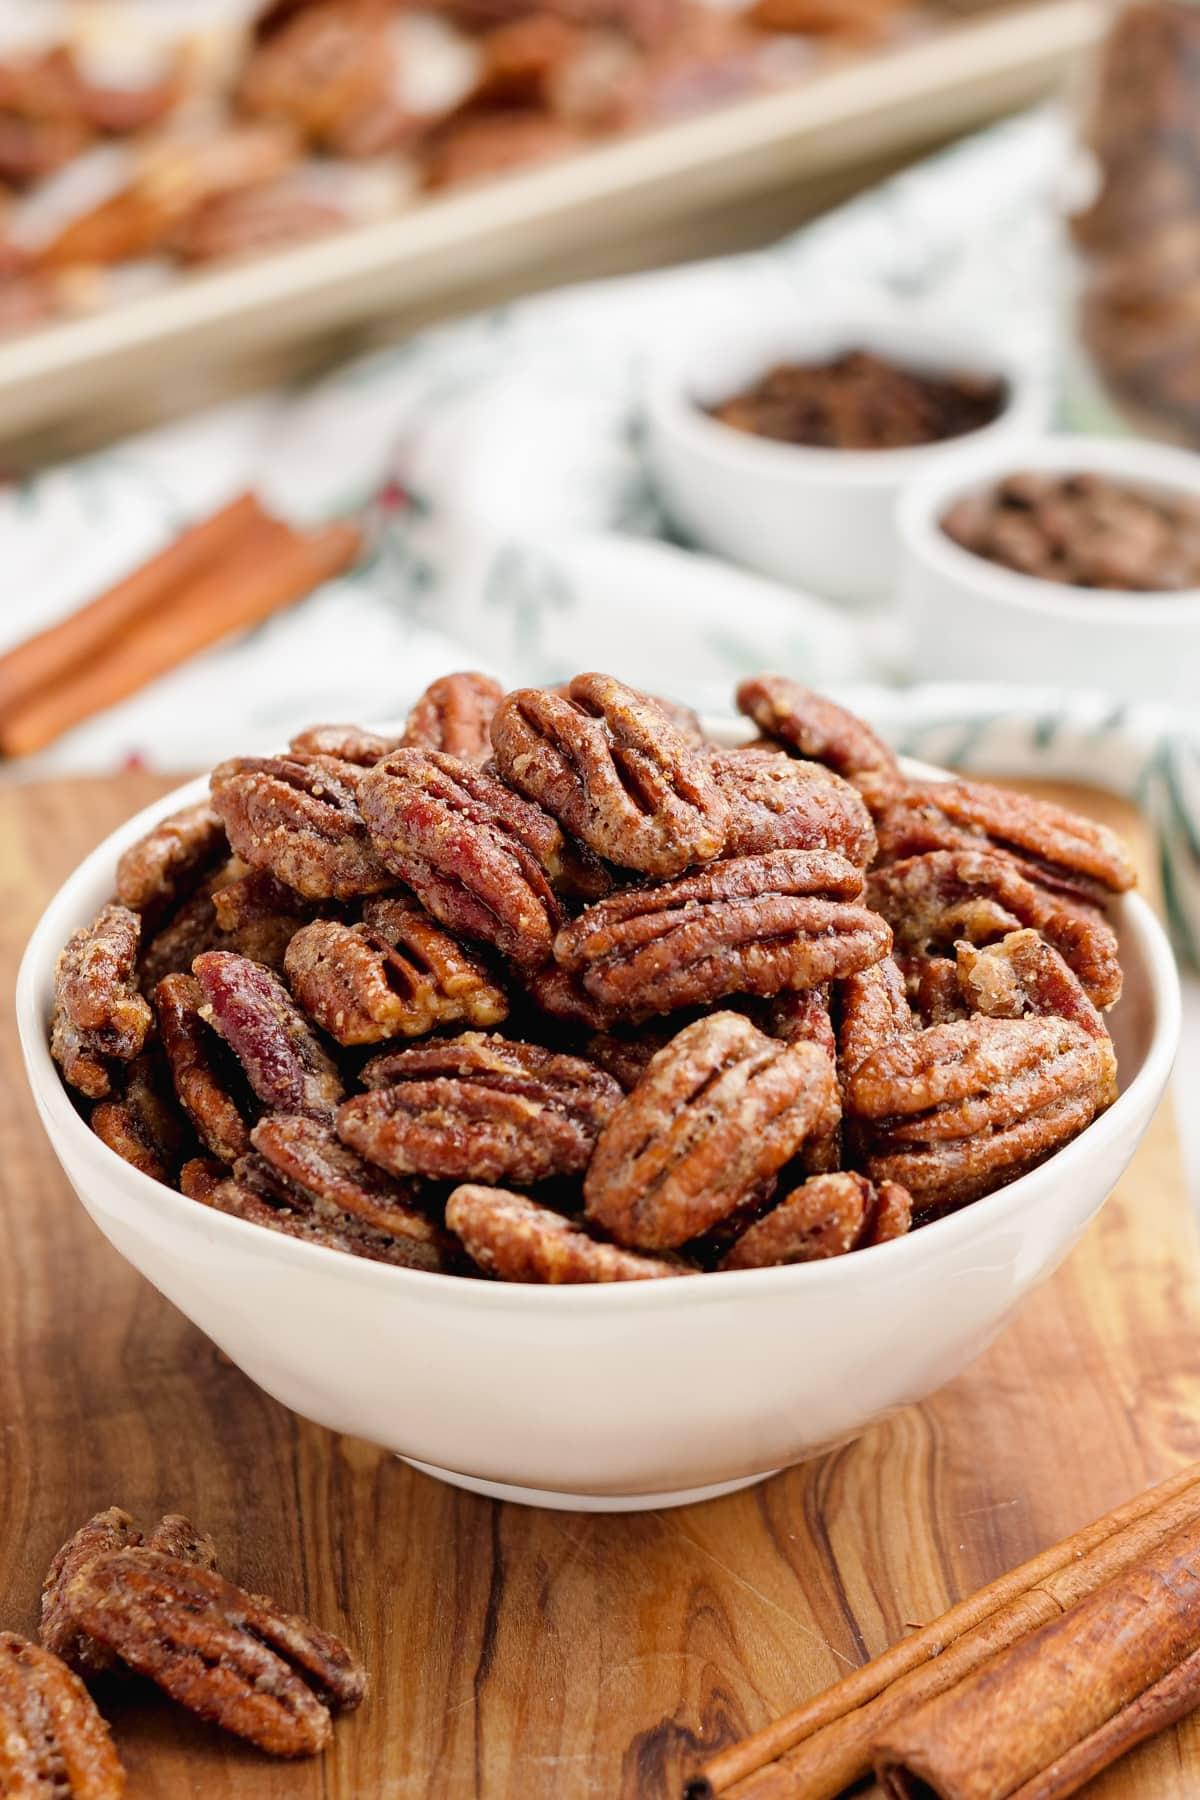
[897,434,1200,705]
[643,311,1051,605]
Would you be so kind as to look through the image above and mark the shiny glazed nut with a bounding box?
[193,950,343,1121]
[401,671,505,764]
[115,801,227,918]
[340,1033,622,1184]
[51,904,152,1098]
[554,850,891,1017]
[956,928,1111,1047]
[446,1185,694,1282]
[836,957,915,1082]
[583,1011,841,1248]
[210,753,391,900]
[63,1550,365,1757]
[41,1508,217,1676]
[736,673,902,791]
[489,672,728,875]
[154,973,254,1164]
[89,1053,186,1184]
[721,1171,912,1268]
[754,985,841,1171]
[288,723,403,766]
[710,747,877,863]
[0,1631,126,1797]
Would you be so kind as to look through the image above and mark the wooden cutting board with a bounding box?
[0,773,1196,1800]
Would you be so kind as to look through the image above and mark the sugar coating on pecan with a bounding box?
[63,1550,365,1757]
[340,1032,622,1185]
[490,673,728,875]
[0,1630,126,1798]
[89,1052,186,1184]
[736,674,902,790]
[211,753,392,900]
[753,985,841,1171]
[284,900,507,1046]
[51,904,152,1099]
[154,973,255,1164]
[901,953,970,1026]
[584,1011,841,1248]
[401,670,505,765]
[210,868,315,971]
[193,951,344,1121]
[555,850,891,1017]
[867,849,1123,1010]
[956,928,1111,1049]
[138,875,224,990]
[710,747,877,865]
[288,724,404,766]
[446,1185,693,1282]
[41,1509,216,1677]
[722,1171,912,1268]
[250,1113,454,1256]
[836,957,915,1084]
[115,801,228,918]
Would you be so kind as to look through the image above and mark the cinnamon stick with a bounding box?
[687,1461,1200,1799]
[0,516,361,756]
[873,1512,1200,1800]
[0,491,265,716]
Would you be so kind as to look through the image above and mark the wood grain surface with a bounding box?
[1,773,1197,1800]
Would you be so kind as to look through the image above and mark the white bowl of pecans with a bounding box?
[18,672,1179,1511]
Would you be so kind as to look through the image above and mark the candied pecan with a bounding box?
[871,776,1136,898]
[956,928,1111,1050]
[288,723,403,766]
[154,974,255,1164]
[284,899,507,1046]
[211,753,391,901]
[0,1631,125,1798]
[41,1509,216,1676]
[180,1157,223,1201]
[901,953,969,1026]
[115,801,227,919]
[554,850,891,1017]
[51,904,152,1099]
[710,747,876,864]
[867,849,1122,1009]
[847,1016,1115,1214]
[401,671,504,765]
[490,672,728,875]
[446,1185,693,1282]
[525,961,621,1029]
[193,951,343,1121]
[63,1550,364,1756]
[210,868,315,971]
[736,674,901,793]
[722,1171,912,1268]
[754,985,841,1171]
[138,876,223,990]
[586,1020,686,1090]
[584,1011,840,1248]
[836,957,914,1082]
[89,1053,186,1182]
[340,1033,622,1185]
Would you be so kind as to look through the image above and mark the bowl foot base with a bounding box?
[400,1457,776,1512]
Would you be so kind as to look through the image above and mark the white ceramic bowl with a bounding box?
[897,434,1200,705]
[17,732,1179,1512]
[643,314,1051,604]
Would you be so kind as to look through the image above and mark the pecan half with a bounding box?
[283,899,507,1045]
[115,801,227,919]
[51,904,152,1099]
[193,951,343,1121]
[89,1052,187,1183]
[490,672,728,875]
[956,927,1112,1050]
[836,957,915,1084]
[41,1508,216,1676]
[401,671,504,765]
[340,1033,622,1184]
[754,985,841,1171]
[0,1632,125,1797]
[138,875,224,990]
[62,1550,365,1757]
[154,973,255,1164]
[710,747,876,864]
[211,753,391,900]
[554,850,891,1017]
[867,849,1122,1009]
[586,1020,687,1091]
[525,962,620,1029]
[210,868,315,971]
[288,723,403,766]
[722,1171,912,1268]
[736,673,901,793]
[446,1185,693,1282]
[584,1011,840,1248]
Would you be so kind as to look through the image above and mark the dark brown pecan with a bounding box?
[710,747,876,864]
[283,899,507,1045]
[871,776,1137,898]
[836,957,915,1084]
[340,1033,622,1185]
[583,1011,840,1248]
[490,673,728,875]
[89,1052,186,1183]
[210,868,315,971]
[211,753,391,901]
[63,1550,365,1757]
[722,1171,912,1268]
[51,904,152,1099]
[867,849,1123,1009]
[847,1016,1116,1214]
[736,673,902,793]
[447,1185,693,1282]
[401,671,505,765]
[554,850,891,1017]
[900,953,969,1026]
[956,928,1112,1055]
[524,962,620,1029]
[115,801,228,919]
[0,1631,125,1797]
[41,1508,216,1676]
[288,723,403,766]
[586,1020,687,1091]
[138,874,224,990]
[154,973,255,1164]
[193,951,343,1121]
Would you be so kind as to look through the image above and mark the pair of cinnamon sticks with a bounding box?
[0,491,362,757]
[687,1460,1200,1800]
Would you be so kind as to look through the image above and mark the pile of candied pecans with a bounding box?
[49,671,1134,1285]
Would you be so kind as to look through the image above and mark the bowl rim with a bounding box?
[896,431,1200,618]
[16,730,1181,1313]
